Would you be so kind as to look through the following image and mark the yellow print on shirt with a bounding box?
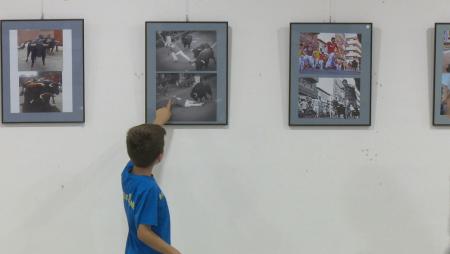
[123,193,135,209]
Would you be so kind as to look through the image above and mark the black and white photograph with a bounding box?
[19,71,62,113]
[298,78,360,119]
[156,31,217,71]
[17,29,63,71]
[146,22,228,125]
[156,73,217,122]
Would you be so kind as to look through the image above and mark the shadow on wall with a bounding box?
[371,27,382,129]
[427,27,436,127]
[152,126,174,180]
[343,163,438,253]
[0,140,126,253]
[277,26,289,128]
[447,177,450,254]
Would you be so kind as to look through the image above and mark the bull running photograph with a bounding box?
[156,73,217,122]
[19,71,62,113]
[299,32,362,75]
[442,30,450,73]
[156,31,217,71]
[440,74,450,117]
[17,29,63,71]
[298,77,361,119]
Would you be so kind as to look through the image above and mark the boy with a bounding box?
[122,101,181,254]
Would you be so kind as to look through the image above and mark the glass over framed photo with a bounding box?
[146,22,228,125]
[432,23,450,125]
[1,19,84,123]
[289,23,372,126]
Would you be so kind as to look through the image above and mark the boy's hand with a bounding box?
[137,224,181,254]
[168,248,182,254]
[154,100,172,125]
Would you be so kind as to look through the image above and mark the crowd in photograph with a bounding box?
[298,78,360,119]
[298,96,360,119]
[298,33,361,72]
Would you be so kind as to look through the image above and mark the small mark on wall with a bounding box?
[361,148,369,156]
[61,185,65,190]
[134,72,144,80]
[361,149,378,162]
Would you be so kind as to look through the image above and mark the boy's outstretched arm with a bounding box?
[137,224,181,254]
[154,100,172,126]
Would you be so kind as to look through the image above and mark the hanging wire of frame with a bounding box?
[185,0,190,22]
[41,0,45,19]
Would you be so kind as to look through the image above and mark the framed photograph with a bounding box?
[289,23,372,126]
[146,22,228,125]
[1,19,84,123]
[432,23,450,125]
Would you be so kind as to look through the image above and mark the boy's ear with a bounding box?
[156,153,164,163]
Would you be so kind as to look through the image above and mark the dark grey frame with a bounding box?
[145,21,228,125]
[1,19,85,123]
[289,22,373,126]
[433,23,450,125]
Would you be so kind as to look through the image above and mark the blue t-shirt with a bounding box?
[122,161,171,254]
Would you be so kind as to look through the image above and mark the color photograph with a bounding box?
[1,19,84,123]
[299,32,362,75]
[156,31,217,71]
[440,74,450,117]
[18,71,62,113]
[442,30,450,73]
[290,23,371,126]
[433,24,450,125]
[156,73,217,122]
[17,29,63,71]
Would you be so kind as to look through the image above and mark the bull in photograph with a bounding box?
[20,78,62,112]
[25,35,48,68]
[192,43,216,70]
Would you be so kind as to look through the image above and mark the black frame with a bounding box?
[433,23,439,126]
[433,23,450,126]
[145,21,229,125]
[288,22,373,127]
[1,19,85,124]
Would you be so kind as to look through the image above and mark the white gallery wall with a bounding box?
[0,0,449,253]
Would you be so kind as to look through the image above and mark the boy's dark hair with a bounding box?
[126,124,166,167]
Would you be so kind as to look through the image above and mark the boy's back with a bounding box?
[122,161,170,254]
[122,108,181,254]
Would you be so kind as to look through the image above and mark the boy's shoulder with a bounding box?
[122,162,160,192]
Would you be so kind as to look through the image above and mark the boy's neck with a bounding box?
[131,165,153,176]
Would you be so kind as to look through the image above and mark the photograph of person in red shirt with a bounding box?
[298,32,361,75]
[325,37,338,69]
